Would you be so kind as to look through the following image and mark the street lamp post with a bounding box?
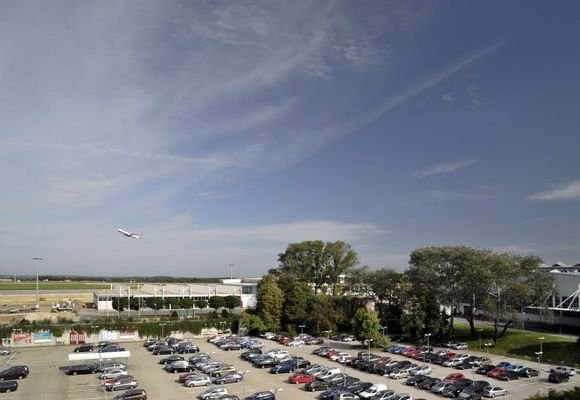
[241,370,250,398]
[538,337,544,370]
[159,323,167,339]
[380,325,388,343]
[484,342,492,354]
[228,264,234,280]
[424,333,431,362]
[32,257,42,310]
[90,325,99,343]
[365,339,373,355]
[298,325,305,335]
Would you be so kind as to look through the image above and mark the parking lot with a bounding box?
[0,337,576,400]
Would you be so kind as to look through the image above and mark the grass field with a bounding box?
[452,320,580,367]
[0,282,114,290]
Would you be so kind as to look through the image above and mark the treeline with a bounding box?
[242,242,553,345]
[111,295,241,311]
[4,275,223,283]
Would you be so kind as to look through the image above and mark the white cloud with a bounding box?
[429,189,493,201]
[529,181,580,201]
[413,159,477,178]
[442,92,455,102]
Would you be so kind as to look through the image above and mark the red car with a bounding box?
[401,347,418,357]
[487,367,506,379]
[443,373,465,383]
[288,373,315,384]
[178,373,197,383]
[278,337,290,345]
[326,350,339,359]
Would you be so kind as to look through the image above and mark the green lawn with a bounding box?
[0,282,114,290]
[452,321,580,367]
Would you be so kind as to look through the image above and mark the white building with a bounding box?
[524,262,580,327]
[93,278,259,311]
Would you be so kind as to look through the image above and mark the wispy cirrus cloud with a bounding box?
[413,159,477,178]
[429,189,493,201]
[529,180,580,201]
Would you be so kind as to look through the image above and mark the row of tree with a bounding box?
[112,295,241,312]
[242,242,554,345]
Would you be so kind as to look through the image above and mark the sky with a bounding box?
[1,1,579,277]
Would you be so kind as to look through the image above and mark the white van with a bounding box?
[359,383,388,399]
[318,368,341,380]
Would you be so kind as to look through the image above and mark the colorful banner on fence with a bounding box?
[101,330,118,341]
[33,331,52,344]
[13,332,32,345]
[119,330,135,340]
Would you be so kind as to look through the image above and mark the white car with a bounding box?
[0,347,11,356]
[185,375,212,387]
[389,369,410,379]
[330,352,350,361]
[286,340,304,347]
[100,369,127,380]
[483,386,507,398]
[263,332,276,340]
[337,355,353,364]
[409,365,431,376]
[454,343,468,350]
[198,386,229,399]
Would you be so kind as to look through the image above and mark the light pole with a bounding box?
[90,325,99,343]
[228,264,234,280]
[484,342,492,354]
[380,325,388,343]
[478,329,483,350]
[241,370,250,398]
[159,323,167,339]
[298,325,305,335]
[538,337,544,366]
[424,333,431,362]
[32,257,42,310]
[365,339,373,355]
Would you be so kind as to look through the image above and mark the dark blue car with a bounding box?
[245,391,275,400]
[269,362,294,374]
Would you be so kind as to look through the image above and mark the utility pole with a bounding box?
[32,257,42,310]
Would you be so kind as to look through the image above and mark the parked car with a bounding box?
[0,365,29,380]
[518,367,539,378]
[245,391,276,400]
[288,372,315,384]
[497,371,519,381]
[548,371,570,383]
[67,364,97,375]
[486,368,505,379]
[165,360,195,373]
[0,347,11,356]
[443,373,465,383]
[270,363,294,374]
[100,369,128,380]
[305,379,332,392]
[482,386,507,398]
[159,355,184,365]
[550,366,576,376]
[112,388,148,400]
[475,365,494,375]
[197,386,229,399]
[214,373,244,385]
[153,346,174,355]
[73,344,95,353]
[104,377,138,391]
[185,375,212,387]
[97,362,126,372]
[0,381,18,393]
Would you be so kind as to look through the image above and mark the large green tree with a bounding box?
[278,240,359,294]
[255,274,284,332]
[325,241,359,296]
[351,307,383,346]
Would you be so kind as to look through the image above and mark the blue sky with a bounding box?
[1,1,579,277]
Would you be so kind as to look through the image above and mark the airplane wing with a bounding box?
[117,229,131,237]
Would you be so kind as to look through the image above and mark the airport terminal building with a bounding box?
[524,262,580,327]
[93,278,259,311]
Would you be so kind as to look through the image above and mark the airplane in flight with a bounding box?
[117,229,142,240]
